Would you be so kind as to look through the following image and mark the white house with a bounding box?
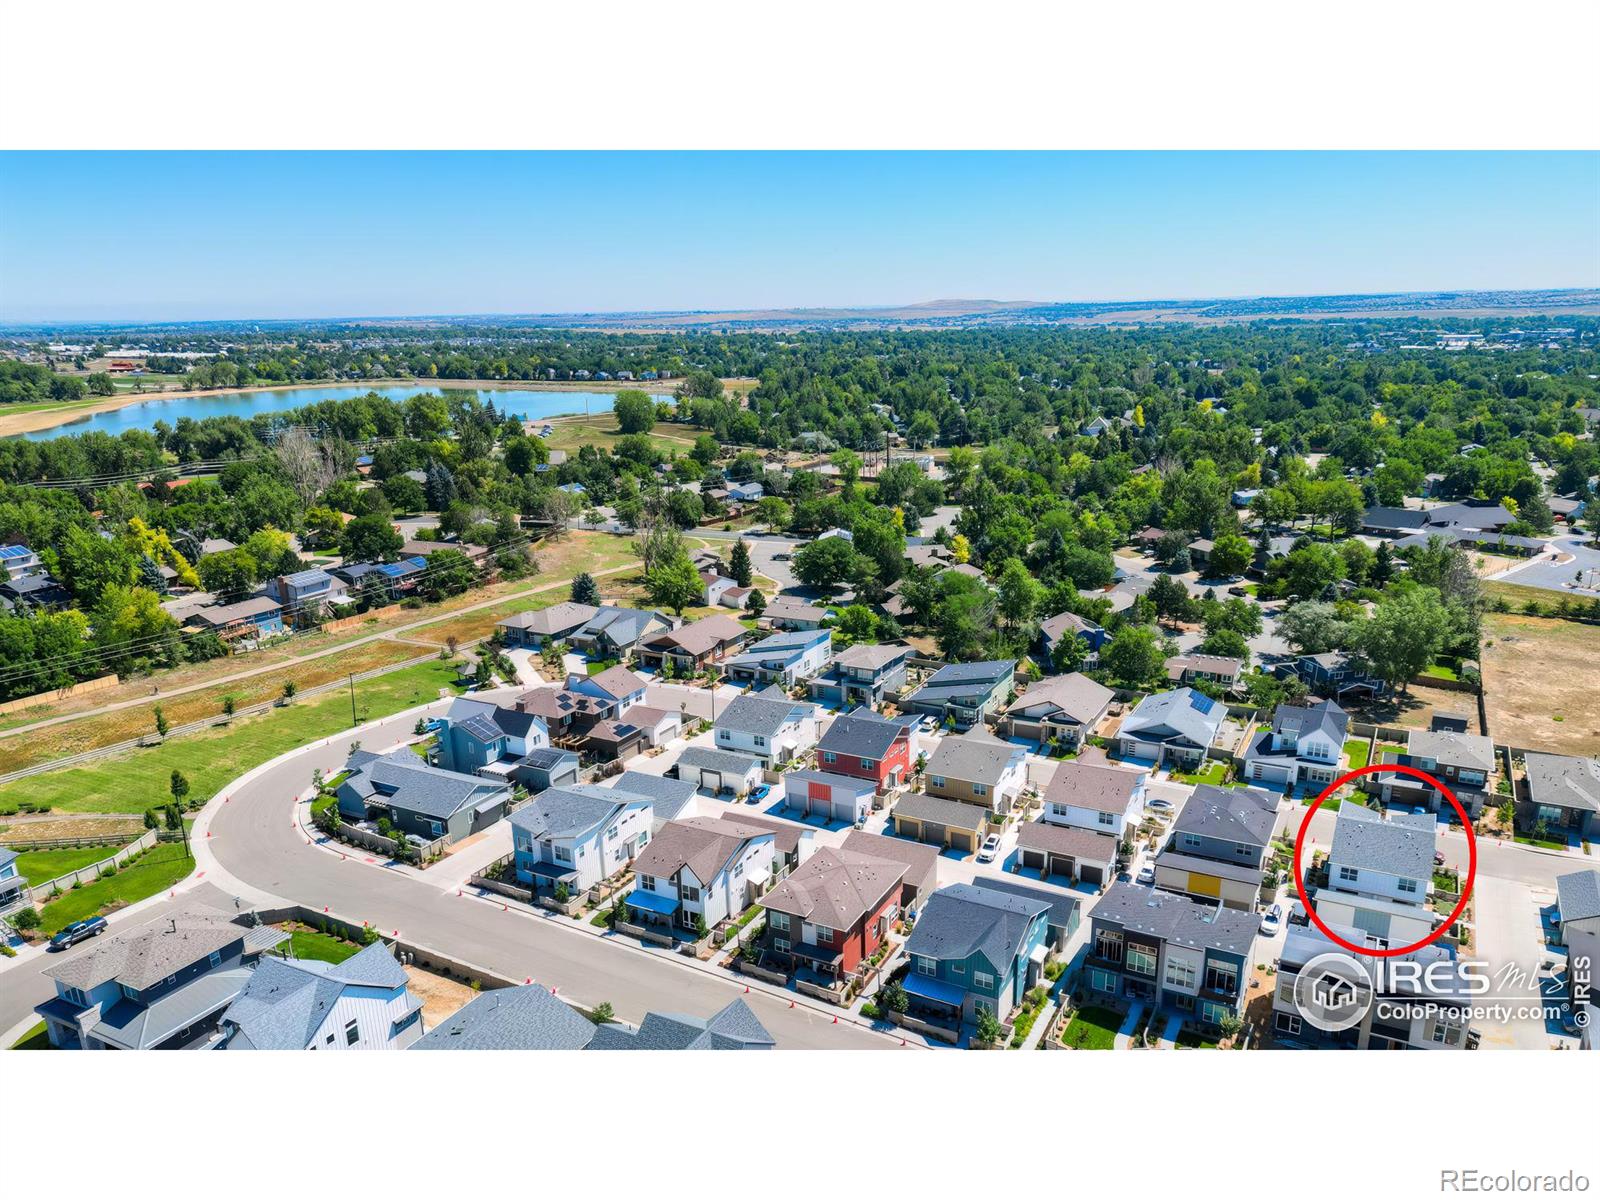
[217,942,423,1051]
[1241,699,1350,791]
[1039,760,1147,840]
[1117,687,1226,769]
[713,692,820,765]
[782,769,877,826]
[1326,804,1436,905]
[625,817,777,931]
[510,784,654,893]
[701,570,737,607]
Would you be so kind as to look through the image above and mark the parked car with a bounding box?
[1135,862,1156,886]
[1259,904,1284,936]
[747,784,770,804]
[918,714,939,734]
[977,834,1001,863]
[1147,797,1174,812]
[1433,850,1447,866]
[1227,585,1249,597]
[49,916,108,951]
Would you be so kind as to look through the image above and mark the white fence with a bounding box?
[24,828,161,902]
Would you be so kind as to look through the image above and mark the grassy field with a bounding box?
[7,842,132,883]
[541,415,700,458]
[0,659,461,815]
[1483,579,1600,612]
[35,842,195,933]
[1481,611,1600,756]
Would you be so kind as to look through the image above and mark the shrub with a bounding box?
[860,1001,882,1020]
[11,906,41,931]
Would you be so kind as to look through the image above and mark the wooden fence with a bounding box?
[0,673,119,715]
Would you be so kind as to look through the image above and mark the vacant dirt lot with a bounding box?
[1481,612,1600,755]
[406,965,478,1027]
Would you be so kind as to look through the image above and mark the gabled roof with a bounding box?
[574,606,668,644]
[970,876,1082,932]
[220,942,410,1050]
[716,693,813,739]
[1017,821,1120,863]
[818,709,906,760]
[1524,753,1600,815]
[609,771,699,820]
[759,847,906,928]
[498,601,598,635]
[631,817,770,885]
[1092,882,1259,956]
[925,731,1023,785]
[1041,759,1145,814]
[893,791,988,832]
[643,613,749,657]
[839,830,940,886]
[1172,784,1279,848]
[1121,687,1225,746]
[1329,803,1436,880]
[1556,869,1600,924]
[905,882,1049,969]
[342,749,507,820]
[585,666,646,701]
[511,784,641,842]
[586,998,774,1050]
[713,811,811,857]
[1006,672,1114,725]
[830,641,910,671]
[675,745,762,777]
[911,659,1015,699]
[1271,698,1350,746]
[727,628,830,663]
[412,983,597,1050]
[1040,611,1102,642]
[45,908,245,992]
[1405,727,1495,774]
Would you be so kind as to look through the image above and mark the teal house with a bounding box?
[901,882,1050,1026]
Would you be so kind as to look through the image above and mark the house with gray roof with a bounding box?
[1242,699,1349,793]
[510,783,654,894]
[1554,868,1600,944]
[902,659,1016,730]
[891,790,990,854]
[1327,803,1437,906]
[902,883,1052,1025]
[672,744,765,798]
[840,830,939,908]
[807,640,910,709]
[1039,759,1148,841]
[35,908,287,1050]
[1153,784,1280,910]
[1016,820,1120,887]
[763,598,831,630]
[924,731,1028,815]
[816,707,913,791]
[496,600,599,648]
[1520,753,1600,844]
[412,983,598,1050]
[756,846,906,980]
[722,628,833,688]
[0,844,27,910]
[586,997,775,1050]
[336,747,514,845]
[1002,672,1114,749]
[1038,610,1107,669]
[713,692,819,765]
[611,770,700,826]
[436,696,552,783]
[217,941,421,1051]
[1085,882,1259,1029]
[568,606,674,659]
[969,875,1082,952]
[1377,727,1496,818]
[1117,686,1226,770]
[625,817,776,932]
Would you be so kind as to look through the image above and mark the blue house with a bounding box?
[1038,611,1106,669]
[336,748,514,845]
[901,882,1051,1026]
[435,697,552,783]
[723,628,833,688]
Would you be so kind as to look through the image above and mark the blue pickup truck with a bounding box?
[49,916,108,951]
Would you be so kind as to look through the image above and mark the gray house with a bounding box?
[336,748,514,844]
[413,987,773,1050]
[497,601,599,649]
[1153,784,1280,910]
[1118,687,1226,769]
[902,659,1016,730]
[1520,753,1600,844]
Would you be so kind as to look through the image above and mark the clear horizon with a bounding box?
[1,151,1596,323]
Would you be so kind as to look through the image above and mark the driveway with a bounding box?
[1491,534,1600,595]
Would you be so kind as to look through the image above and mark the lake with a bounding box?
[19,384,670,440]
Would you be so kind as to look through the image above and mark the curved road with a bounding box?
[191,692,911,1050]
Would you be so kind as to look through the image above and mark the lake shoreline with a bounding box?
[0,377,677,438]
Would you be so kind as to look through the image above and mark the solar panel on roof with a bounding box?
[1188,692,1217,714]
[0,545,30,559]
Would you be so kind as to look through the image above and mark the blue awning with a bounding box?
[902,972,966,1009]
[625,889,680,915]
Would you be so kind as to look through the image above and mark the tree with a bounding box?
[274,426,339,507]
[1277,600,1348,655]
[591,1001,616,1024]
[664,488,704,530]
[423,461,458,510]
[744,588,767,617]
[1149,573,1193,627]
[1206,533,1252,578]
[792,537,860,591]
[1197,627,1249,663]
[832,604,879,646]
[153,705,169,737]
[283,679,298,702]
[1359,586,1449,694]
[339,514,404,563]
[1100,626,1164,686]
[975,1006,1003,1046]
[729,539,753,587]
[420,549,476,601]
[381,473,427,513]
[571,571,600,606]
[995,557,1041,640]
[754,495,791,532]
[55,523,136,607]
[613,390,656,434]
[222,694,236,718]
[644,550,702,616]
[169,769,191,807]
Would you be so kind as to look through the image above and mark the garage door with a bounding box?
[948,829,974,852]
[1251,762,1289,783]
[1049,853,1076,879]
[1020,848,1047,871]
[833,797,857,823]
[1080,863,1104,886]
[924,822,948,846]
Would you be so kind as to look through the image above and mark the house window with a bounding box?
[1090,968,1117,994]
[930,775,945,789]
[1181,833,1202,851]
[973,970,995,991]
[427,819,443,836]
[951,961,965,976]
[208,950,222,968]
[344,1019,360,1046]
[1199,1001,1231,1027]
[1398,877,1418,894]
[916,956,938,977]
[1338,866,1359,883]
[754,735,766,747]
[719,729,731,741]
[860,758,873,770]
[1097,811,1116,828]
[1204,961,1239,996]
[972,783,987,797]
[774,937,790,954]
[554,845,573,864]
[1275,1012,1302,1036]
[120,984,139,1001]
[823,751,837,764]
[1050,804,1068,819]
[1433,1021,1460,1046]
[1094,930,1123,962]
[769,911,790,933]
[1126,946,1157,977]
[809,924,833,944]
[681,885,701,903]
[1164,959,1196,990]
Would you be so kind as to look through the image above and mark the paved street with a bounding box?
[1491,534,1600,595]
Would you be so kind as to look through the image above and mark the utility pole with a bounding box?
[348,673,357,727]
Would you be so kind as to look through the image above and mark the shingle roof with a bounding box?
[926,731,1022,785]
[1521,753,1600,815]
[759,847,906,927]
[893,791,988,832]
[818,710,905,759]
[1406,728,1496,774]
[631,818,770,885]
[644,613,748,657]
[585,998,774,1050]
[610,771,699,820]
[1121,687,1225,747]
[1041,759,1145,814]
[1172,784,1279,848]
[905,882,1048,969]
[511,785,638,841]
[830,641,909,671]
[1040,611,1102,642]
[586,666,646,701]
[713,811,810,857]
[220,942,409,1050]
[910,659,1015,700]
[969,876,1081,932]
[1092,881,1259,956]
[1153,849,1264,885]
[1556,869,1600,924]
[1270,698,1350,746]
[412,984,597,1050]
[499,601,598,635]
[1329,803,1437,881]
[342,748,507,820]
[716,693,811,739]
[839,830,940,888]
[1006,672,1114,726]
[675,745,762,778]
[1017,820,1119,863]
[45,908,245,991]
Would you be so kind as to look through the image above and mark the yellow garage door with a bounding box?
[1187,872,1222,899]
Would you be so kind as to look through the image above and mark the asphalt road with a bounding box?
[1491,534,1600,595]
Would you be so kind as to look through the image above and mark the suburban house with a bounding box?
[891,792,989,855]
[183,596,286,641]
[0,572,71,610]
[611,770,701,826]
[923,731,1028,815]
[413,986,773,1050]
[969,876,1082,953]
[726,480,765,503]
[216,941,422,1051]
[1163,653,1244,689]
[1272,919,1477,1049]
[782,769,878,826]
[839,830,939,909]
[700,570,738,608]
[1325,803,1436,906]
[581,717,653,764]
[624,817,777,932]
[636,613,750,675]
[672,745,765,798]
[723,628,833,688]
[1040,759,1147,841]
[816,708,913,791]
[568,606,675,659]
[336,748,514,845]
[1117,687,1226,770]
[1377,727,1496,818]
[713,811,815,874]
[902,659,1016,730]
[496,601,598,649]
[1307,888,1438,951]
[1038,610,1107,668]
[0,542,41,580]
[517,746,582,793]
[756,846,906,981]
[713,692,820,765]
[1518,753,1600,844]
[35,908,288,1050]
[1085,882,1259,1029]
[510,784,654,893]
[1554,869,1600,948]
[1153,784,1279,911]
[435,697,552,783]
[1285,651,1389,701]
[807,641,910,710]
[565,666,648,717]
[1242,699,1350,792]
[764,598,831,630]
[1016,820,1120,887]
[1001,672,1114,750]
[901,882,1052,1026]
[0,845,28,911]
[263,567,348,616]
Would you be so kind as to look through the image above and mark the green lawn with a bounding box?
[286,928,363,964]
[9,1021,51,1050]
[1172,761,1227,786]
[8,843,132,884]
[1175,1027,1220,1049]
[35,842,195,933]
[1343,739,1370,770]
[1060,1005,1121,1050]
[0,660,461,815]
[1421,663,1460,681]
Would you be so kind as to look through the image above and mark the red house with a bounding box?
[756,847,907,979]
[816,711,912,791]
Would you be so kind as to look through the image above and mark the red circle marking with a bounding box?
[1291,763,1476,958]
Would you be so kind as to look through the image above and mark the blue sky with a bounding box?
[0,151,1595,322]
